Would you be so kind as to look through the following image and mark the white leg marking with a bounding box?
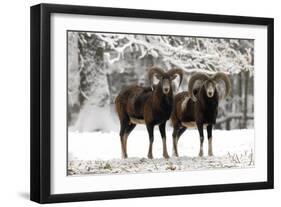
[208,137,213,156]
[121,133,128,159]
[148,137,154,159]
[162,137,169,159]
[120,138,124,158]
[199,136,203,157]
[172,136,179,157]
[172,148,176,156]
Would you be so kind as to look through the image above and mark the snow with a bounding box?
[92,33,254,75]
[72,104,118,132]
[68,128,254,175]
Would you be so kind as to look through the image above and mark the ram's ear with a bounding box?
[148,66,164,90]
[215,82,227,101]
[171,75,180,92]
[154,73,162,80]
[212,72,231,99]
[152,74,161,83]
[171,82,178,93]
[150,75,160,91]
[168,68,183,92]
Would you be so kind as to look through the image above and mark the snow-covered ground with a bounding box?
[68,127,254,175]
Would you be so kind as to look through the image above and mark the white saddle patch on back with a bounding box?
[130,117,145,124]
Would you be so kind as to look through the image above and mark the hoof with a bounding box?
[163,154,170,159]
[208,152,214,156]
[172,149,179,157]
[147,154,153,159]
[172,152,179,157]
[199,151,203,157]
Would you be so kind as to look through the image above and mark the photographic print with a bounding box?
[31,4,273,203]
[67,31,255,176]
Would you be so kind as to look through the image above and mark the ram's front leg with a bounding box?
[207,124,213,156]
[197,123,204,157]
[172,124,180,157]
[159,122,169,159]
[146,123,155,159]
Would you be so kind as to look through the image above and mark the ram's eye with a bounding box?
[171,74,178,80]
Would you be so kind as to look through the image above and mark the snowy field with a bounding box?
[68,128,254,175]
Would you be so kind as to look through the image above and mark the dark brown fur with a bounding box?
[171,72,230,157]
[115,68,183,159]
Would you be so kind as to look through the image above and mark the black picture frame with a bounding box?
[30,3,274,204]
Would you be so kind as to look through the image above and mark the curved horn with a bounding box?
[148,66,165,89]
[167,68,183,88]
[188,72,210,101]
[211,72,231,98]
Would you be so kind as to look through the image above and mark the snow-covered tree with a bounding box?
[67,31,254,130]
[67,32,80,125]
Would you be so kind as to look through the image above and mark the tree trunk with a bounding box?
[67,32,80,125]
[238,72,243,128]
[106,74,114,104]
[90,46,110,106]
[78,34,110,107]
[243,71,249,128]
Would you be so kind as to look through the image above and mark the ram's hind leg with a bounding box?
[207,124,213,156]
[119,121,128,159]
[118,110,134,159]
[159,122,169,159]
[124,123,136,158]
[176,127,186,155]
[172,122,186,157]
[116,97,130,159]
